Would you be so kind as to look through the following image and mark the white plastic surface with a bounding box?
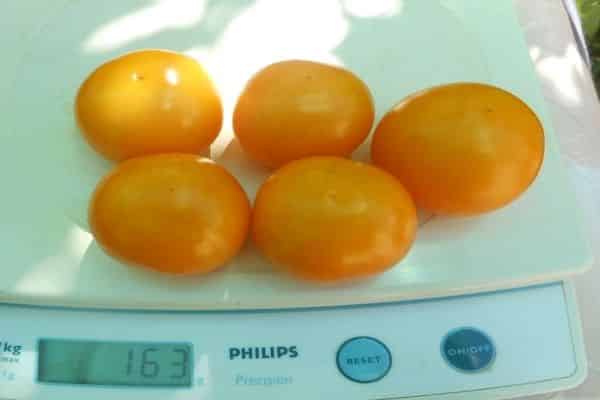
[0,0,592,310]
[0,283,586,400]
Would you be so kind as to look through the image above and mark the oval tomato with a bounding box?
[233,60,374,168]
[252,156,417,282]
[371,83,544,215]
[76,50,222,161]
[89,154,250,274]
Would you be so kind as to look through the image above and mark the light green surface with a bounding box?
[0,0,592,310]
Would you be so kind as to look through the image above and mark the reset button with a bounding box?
[336,336,392,383]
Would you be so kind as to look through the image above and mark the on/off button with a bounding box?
[442,327,496,373]
[336,337,392,383]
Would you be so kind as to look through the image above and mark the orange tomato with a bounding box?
[233,60,375,168]
[89,154,250,274]
[371,83,544,215]
[252,157,417,282]
[76,50,222,161]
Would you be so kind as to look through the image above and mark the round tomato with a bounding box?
[371,83,544,215]
[252,157,417,282]
[89,154,250,274]
[76,50,222,161]
[233,60,375,168]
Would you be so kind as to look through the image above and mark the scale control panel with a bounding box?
[0,282,586,400]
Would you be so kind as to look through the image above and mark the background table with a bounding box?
[516,1,600,399]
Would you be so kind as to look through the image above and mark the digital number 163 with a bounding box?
[126,348,188,379]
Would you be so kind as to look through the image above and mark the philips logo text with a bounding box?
[229,346,298,360]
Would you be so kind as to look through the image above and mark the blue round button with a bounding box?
[441,327,496,373]
[336,337,392,383]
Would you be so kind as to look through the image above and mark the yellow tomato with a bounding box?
[233,60,375,168]
[371,83,544,215]
[252,157,417,282]
[89,154,250,274]
[76,50,222,161]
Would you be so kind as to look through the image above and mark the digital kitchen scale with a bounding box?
[0,1,593,399]
[0,282,589,400]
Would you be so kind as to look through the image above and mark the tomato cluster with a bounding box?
[76,50,544,282]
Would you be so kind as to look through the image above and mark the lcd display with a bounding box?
[38,339,192,387]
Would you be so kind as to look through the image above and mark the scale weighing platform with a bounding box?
[0,1,594,399]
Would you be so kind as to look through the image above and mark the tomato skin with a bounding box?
[371,83,545,215]
[233,60,375,168]
[89,154,250,274]
[252,157,417,282]
[76,50,222,161]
